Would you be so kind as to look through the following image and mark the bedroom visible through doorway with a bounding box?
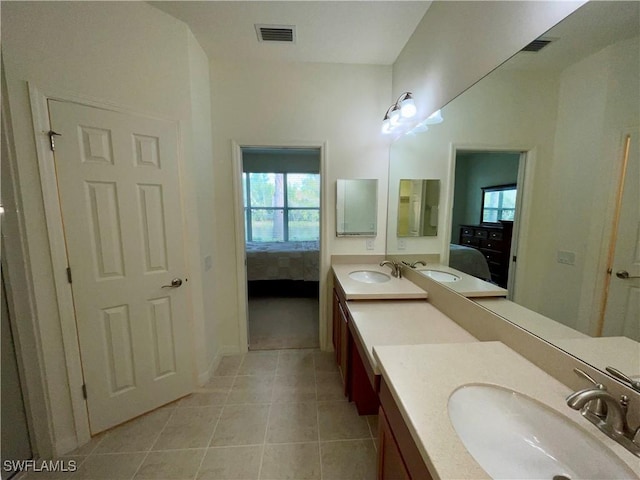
[241,147,321,350]
[450,150,525,292]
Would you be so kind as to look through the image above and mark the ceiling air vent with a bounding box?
[255,24,296,43]
[521,38,554,53]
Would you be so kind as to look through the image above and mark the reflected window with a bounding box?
[481,184,517,223]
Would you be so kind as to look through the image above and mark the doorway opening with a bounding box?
[449,149,526,293]
[241,147,321,350]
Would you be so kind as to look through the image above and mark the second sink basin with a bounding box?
[419,269,460,282]
[348,270,391,284]
[448,384,636,479]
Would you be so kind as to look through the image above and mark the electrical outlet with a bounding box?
[366,239,375,250]
[557,251,576,265]
[398,239,406,250]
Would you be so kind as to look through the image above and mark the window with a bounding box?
[243,172,320,242]
[481,184,517,223]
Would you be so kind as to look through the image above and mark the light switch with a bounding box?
[557,251,576,265]
[204,255,213,271]
[398,239,406,250]
[366,239,375,250]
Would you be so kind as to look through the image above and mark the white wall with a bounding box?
[536,37,640,333]
[392,0,584,126]
[187,32,219,382]
[209,60,391,351]
[1,1,216,454]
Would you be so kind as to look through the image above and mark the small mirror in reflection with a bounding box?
[397,179,440,237]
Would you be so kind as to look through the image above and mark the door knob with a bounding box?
[616,270,640,280]
[162,278,183,288]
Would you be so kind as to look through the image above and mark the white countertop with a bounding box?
[347,301,478,375]
[474,297,589,340]
[414,263,508,297]
[374,342,640,479]
[332,263,427,300]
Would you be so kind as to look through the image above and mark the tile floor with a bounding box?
[24,349,377,480]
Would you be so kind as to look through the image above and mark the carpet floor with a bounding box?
[248,296,319,350]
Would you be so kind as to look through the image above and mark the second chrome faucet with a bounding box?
[380,260,403,278]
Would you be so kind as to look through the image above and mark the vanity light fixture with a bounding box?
[405,108,444,136]
[425,109,444,124]
[382,92,417,134]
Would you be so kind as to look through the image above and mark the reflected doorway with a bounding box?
[450,150,525,292]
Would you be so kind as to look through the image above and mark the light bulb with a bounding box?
[400,97,417,118]
[389,106,401,126]
[425,109,443,124]
[381,118,392,134]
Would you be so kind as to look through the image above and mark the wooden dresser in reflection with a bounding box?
[459,221,513,288]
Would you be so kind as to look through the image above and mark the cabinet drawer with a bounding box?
[489,230,504,240]
[461,227,474,236]
[474,230,488,239]
[481,239,504,252]
[460,236,479,247]
[482,251,503,265]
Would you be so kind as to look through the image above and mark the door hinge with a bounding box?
[48,130,62,151]
[66,267,72,284]
[82,384,87,400]
[512,255,517,263]
[607,268,613,275]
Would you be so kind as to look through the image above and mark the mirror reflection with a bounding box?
[336,179,378,237]
[397,179,440,237]
[387,1,639,380]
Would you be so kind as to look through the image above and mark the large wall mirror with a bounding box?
[387,2,639,383]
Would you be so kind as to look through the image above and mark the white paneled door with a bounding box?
[603,131,640,341]
[49,100,193,434]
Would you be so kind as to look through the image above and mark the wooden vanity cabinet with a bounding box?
[378,407,410,480]
[349,319,379,415]
[378,378,433,480]
[332,279,350,398]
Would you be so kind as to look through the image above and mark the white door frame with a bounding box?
[444,143,536,301]
[231,141,328,352]
[28,83,193,448]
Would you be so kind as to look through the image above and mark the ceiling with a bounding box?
[149,1,432,65]
[505,1,640,71]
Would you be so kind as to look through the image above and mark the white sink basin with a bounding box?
[448,384,636,479]
[348,270,391,284]
[419,269,460,282]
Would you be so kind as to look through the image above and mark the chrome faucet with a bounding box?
[380,260,402,278]
[567,386,640,456]
[401,260,426,269]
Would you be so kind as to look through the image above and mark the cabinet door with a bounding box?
[378,408,410,480]
[332,289,341,364]
[339,301,350,397]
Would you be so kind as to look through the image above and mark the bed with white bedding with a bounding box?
[246,241,319,281]
[449,243,492,281]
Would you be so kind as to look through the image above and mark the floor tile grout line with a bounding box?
[191,396,226,480]
[257,352,280,480]
[313,352,325,480]
[127,406,176,480]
